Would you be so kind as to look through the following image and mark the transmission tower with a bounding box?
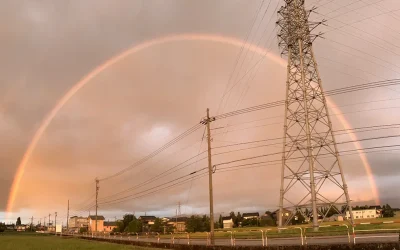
[276,0,354,229]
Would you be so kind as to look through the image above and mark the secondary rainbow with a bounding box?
[6,33,380,217]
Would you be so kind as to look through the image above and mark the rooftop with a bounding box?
[104,221,117,226]
[243,212,260,217]
[88,215,105,220]
[138,216,157,220]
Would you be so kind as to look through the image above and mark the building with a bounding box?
[16,225,28,231]
[69,216,89,229]
[243,212,260,220]
[327,214,344,222]
[272,209,292,225]
[88,215,105,232]
[138,216,156,225]
[161,217,170,223]
[138,216,156,232]
[346,208,377,219]
[103,221,117,232]
[167,217,188,232]
[369,206,383,217]
[222,216,234,229]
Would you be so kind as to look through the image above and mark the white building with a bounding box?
[222,217,234,229]
[346,208,377,219]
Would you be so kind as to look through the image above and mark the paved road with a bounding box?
[81,233,399,246]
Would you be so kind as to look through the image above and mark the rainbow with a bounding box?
[5,33,380,217]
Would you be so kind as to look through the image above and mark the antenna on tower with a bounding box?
[276,0,354,230]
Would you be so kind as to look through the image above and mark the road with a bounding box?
[81,233,399,246]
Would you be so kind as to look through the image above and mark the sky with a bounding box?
[1,0,400,225]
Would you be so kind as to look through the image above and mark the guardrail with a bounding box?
[353,228,400,245]
[303,224,350,246]
[68,225,400,247]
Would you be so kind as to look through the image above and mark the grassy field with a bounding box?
[159,217,400,239]
[0,232,163,250]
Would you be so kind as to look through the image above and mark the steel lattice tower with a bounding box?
[276,0,354,229]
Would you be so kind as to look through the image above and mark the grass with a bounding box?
[0,232,164,250]
[158,219,400,239]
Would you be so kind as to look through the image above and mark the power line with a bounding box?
[214,79,400,120]
[217,0,267,115]
[99,123,203,181]
[95,143,400,207]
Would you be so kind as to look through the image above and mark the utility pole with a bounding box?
[44,217,46,227]
[201,108,215,245]
[67,200,69,231]
[31,216,33,232]
[276,0,354,230]
[39,218,41,227]
[48,213,51,228]
[55,212,57,234]
[95,178,99,233]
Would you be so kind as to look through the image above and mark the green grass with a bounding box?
[0,232,164,250]
[158,220,400,239]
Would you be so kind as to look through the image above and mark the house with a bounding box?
[243,212,260,220]
[69,216,89,229]
[369,206,383,217]
[88,215,105,232]
[327,214,344,222]
[167,217,188,232]
[222,216,234,229]
[138,216,157,232]
[138,216,156,225]
[272,209,292,225]
[161,217,170,223]
[16,224,28,231]
[346,208,377,220]
[103,221,117,232]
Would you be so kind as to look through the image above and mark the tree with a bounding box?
[122,214,135,231]
[218,215,223,229]
[127,218,142,233]
[383,204,395,218]
[151,218,162,232]
[115,221,125,233]
[291,211,306,225]
[235,212,242,227]
[79,227,88,233]
[229,212,237,228]
[0,222,6,232]
[186,215,210,233]
[241,218,258,227]
[16,217,21,226]
[260,215,276,227]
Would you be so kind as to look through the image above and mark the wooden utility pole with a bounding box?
[48,213,51,228]
[67,200,69,231]
[30,216,33,231]
[204,108,215,245]
[55,212,57,234]
[95,178,99,233]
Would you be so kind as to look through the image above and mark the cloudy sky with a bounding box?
[1,0,400,224]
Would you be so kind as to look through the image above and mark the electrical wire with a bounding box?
[214,79,400,120]
[96,143,400,207]
[99,123,203,181]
